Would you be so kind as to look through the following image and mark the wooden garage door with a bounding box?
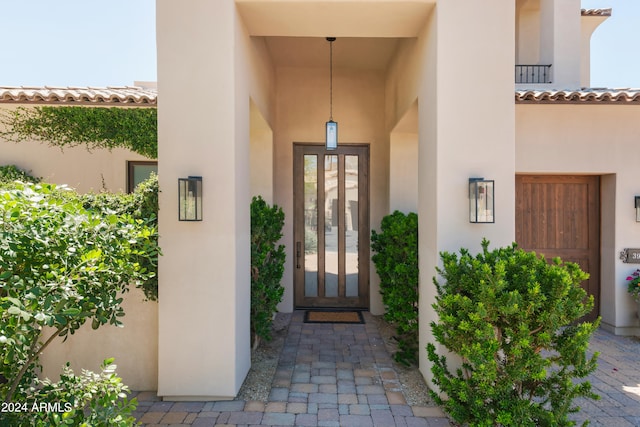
[515,175,600,322]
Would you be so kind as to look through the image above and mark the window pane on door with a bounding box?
[304,155,318,297]
[325,155,338,297]
[345,155,359,297]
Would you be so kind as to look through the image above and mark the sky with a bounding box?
[0,0,638,89]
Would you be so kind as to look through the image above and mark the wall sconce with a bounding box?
[178,176,202,221]
[635,196,640,222]
[469,178,494,223]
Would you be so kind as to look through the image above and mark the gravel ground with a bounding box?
[236,312,436,407]
[236,312,290,402]
[370,315,435,406]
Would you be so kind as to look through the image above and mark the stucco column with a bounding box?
[540,0,581,88]
[156,0,251,400]
[418,0,516,382]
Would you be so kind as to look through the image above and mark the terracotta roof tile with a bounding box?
[3,86,637,107]
[516,89,640,104]
[581,8,612,17]
[0,86,157,105]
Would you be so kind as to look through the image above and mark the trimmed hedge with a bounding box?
[428,240,599,426]
[371,211,419,365]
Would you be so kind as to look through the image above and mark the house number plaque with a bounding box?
[620,248,640,263]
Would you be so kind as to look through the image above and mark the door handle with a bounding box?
[296,242,301,269]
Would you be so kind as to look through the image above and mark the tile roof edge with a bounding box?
[581,8,612,17]
[0,86,157,106]
[516,88,640,104]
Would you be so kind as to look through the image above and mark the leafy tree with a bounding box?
[371,211,419,365]
[428,240,599,427]
[250,196,286,349]
[0,182,157,425]
[1,106,157,158]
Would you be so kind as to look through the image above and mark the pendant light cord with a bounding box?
[328,37,335,121]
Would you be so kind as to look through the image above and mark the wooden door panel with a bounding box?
[516,175,600,322]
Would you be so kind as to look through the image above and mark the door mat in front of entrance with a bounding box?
[304,310,365,324]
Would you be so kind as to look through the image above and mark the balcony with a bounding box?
[515,65,552,84]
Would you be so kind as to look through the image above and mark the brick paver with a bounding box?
[133,312,640,426]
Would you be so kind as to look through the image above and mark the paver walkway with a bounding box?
[132,311,640,427]
[569,328,640,426]
[133,311,449,426]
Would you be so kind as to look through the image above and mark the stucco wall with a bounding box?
[516,103,640,335]
[156,0,276,399]
[390,131,418,213]
[40,289,158,391]
[273,66,388,315]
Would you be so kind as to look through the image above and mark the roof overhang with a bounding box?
[235,0,435,37]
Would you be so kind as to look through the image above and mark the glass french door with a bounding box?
[293,144,369,308]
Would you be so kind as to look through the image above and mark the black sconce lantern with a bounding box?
[178,176,202,221]
[469,178,494,223]
[635,196,640,222]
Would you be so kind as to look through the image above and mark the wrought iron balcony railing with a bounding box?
[516,64,552,84]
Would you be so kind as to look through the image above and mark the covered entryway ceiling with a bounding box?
[263,37,400,70]
[236,0,435,38]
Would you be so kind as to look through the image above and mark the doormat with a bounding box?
[304,310,365,324]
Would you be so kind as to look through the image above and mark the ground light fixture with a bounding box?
[178,176,203,221]
[326,37,338,150]
[469,178,494,223]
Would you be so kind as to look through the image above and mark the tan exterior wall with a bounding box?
[273,66,388,315]
[516,0,541,65]
[250,100,274,203]
[516,104,640,335]
[390,131,418,213]
[418,0,516,384]
[539,0,581,88]
[40,289,158,391]
[580,15,609,88]
[156,0,276,400]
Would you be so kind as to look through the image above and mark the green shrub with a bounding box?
[371,211,419,365]
[428,239,599,427]
[0,182,157,423]
[250,196,286,349]
[78,173,160,300]
[0,164,40,184]
[4,359,138,427]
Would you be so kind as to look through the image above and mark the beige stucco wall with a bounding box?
[250,100,274,203]
[156,0,276,400]
[516,104,640,335]
[390,131,418,213]
[580,15,609,88]
[418,0,516,383]
[40,289,158,391]
[273,65,389,315]
[516,0,541,65]
[540,0,581,88]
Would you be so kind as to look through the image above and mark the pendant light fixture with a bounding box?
[325,37,337,150]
